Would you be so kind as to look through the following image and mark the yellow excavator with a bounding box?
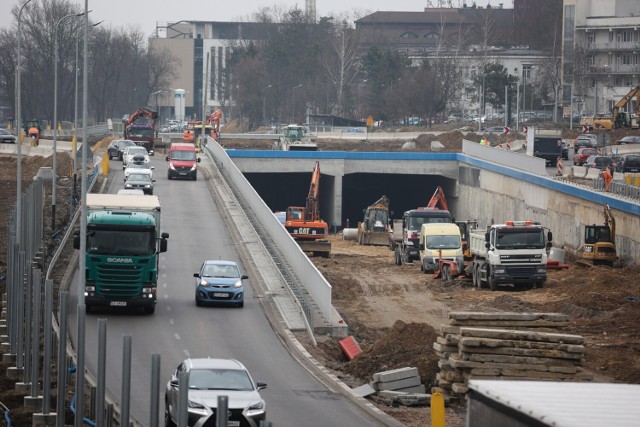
[592,85,640,129]
[579,204,618,267]
[357,195,391,246]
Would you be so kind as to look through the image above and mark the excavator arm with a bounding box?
[206,108,223,138]
[612,85,640,126]
[126,107,159,127]
[426,186,448,211]
[305,161,321,222]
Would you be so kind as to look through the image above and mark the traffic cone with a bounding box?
[556,157,564,176]
[506,139,511,151]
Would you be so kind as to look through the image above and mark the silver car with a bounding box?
[122,146,149,170]
[165,358,267,427]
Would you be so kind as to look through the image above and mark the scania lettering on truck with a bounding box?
[418,223,464,273]
[390,208,453,265]
[166,142,200,180]
[73,194,169,314]
[470,220,551,291]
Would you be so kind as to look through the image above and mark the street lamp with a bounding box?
[291,84,302,124]
[73,20,101,202]
[15,0,35,246]
[53,11,86,230]
[262,84,272,126]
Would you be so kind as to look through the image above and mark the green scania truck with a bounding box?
[74,193,169,314]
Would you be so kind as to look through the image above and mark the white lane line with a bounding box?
[162,283,167,288]
[164,294,169,299]
[184,349,190,357]
[174,333,181,340]
[166,305,172,312]
[169,319,175,325]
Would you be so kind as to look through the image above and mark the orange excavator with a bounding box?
[284,161,331,257]
[207,108,222,140]
[425,186,448,210]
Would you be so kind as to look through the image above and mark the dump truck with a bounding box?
[356,195,391,246]
[469,220,551,291]
[74,193,169,314]
[526,127,563,165]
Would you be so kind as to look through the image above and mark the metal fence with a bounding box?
[593,177,640,201]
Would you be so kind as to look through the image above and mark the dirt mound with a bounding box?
[344,320,440,385]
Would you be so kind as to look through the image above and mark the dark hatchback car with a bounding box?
[123,172,155,195]
[616,154,640,173]
[194,260,248,307]
[0,128,17,144]
[584,155,614,171]
[107,139,137,160]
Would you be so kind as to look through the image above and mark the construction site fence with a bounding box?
[593,177,640,201]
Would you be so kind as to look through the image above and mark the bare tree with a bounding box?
[322,21,361,115]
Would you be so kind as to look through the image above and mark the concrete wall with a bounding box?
[457,155,640,265]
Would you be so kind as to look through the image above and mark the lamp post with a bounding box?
[15,0,35,245]
[291,83,302,124]
[73,20,101,203]
[53,12,86,231]
[262,84,272,126]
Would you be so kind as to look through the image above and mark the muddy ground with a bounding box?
[1,129,639,426]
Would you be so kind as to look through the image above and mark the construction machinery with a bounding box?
[284,161,331,257]
[123,107,159,154]
[455,219,479,260]
[586,85,640,130]
[275,124,318,151]
[356,195,391,246]
[207,108,223,140]
[579,204,618,267]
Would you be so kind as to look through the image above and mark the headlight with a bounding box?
[536,265,547,273]
[234,280,242,289]
[199,279,208,286]
[145,184,151,188]
[125,184,132,188]
[85,286,95,292]
[187,400,207,415]
[246,400,265,417]
[169,164,176,170]
[493,268,506,274]
[190,163,197,171]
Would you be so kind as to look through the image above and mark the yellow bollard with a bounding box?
[102,153,109,176]
[7,123,11,130]
[57,122,62,131]
[47,123,51,131]
[634,175,640,188]
[19,131,25,144]
[625,174,632,185]
[431,388,445,427]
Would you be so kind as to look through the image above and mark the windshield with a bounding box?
[87,229,155,255]
[188,369,253,391]
[128,148,147,156]
[495,229,545,249]
[129,128,154,138]
[202,264,240,278]
[408,215,451,231]
[171,150,196,161]
[128,173,151,182]
[426,235,461,250]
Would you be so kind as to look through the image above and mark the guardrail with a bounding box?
[204,140,333,324]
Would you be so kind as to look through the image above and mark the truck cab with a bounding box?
[392,208,453,265]
[418,223,464,273]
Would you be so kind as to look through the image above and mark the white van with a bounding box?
[419,223,464,273]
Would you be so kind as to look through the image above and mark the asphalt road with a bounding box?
[68,155,382,426]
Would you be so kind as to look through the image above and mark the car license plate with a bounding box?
[228,422,239,427]
[110,301,127,306]
[179,172,187,175]
[213,293,228,298]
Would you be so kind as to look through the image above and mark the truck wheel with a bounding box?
[442,265,451,282]
[394,249,402,265]
[535,281,545,289]
[487,268,498,291]
[472,265,479,287]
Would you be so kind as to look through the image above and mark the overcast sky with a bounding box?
[1,1,511,37]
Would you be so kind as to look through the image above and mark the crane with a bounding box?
[207,108,223,140]
[284,161,331,256]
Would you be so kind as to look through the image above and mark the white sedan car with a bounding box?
[124,162,154,179]
[122,146,149,170]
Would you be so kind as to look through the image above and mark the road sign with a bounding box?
[522,125,528,134]
[582,126,590,133]
[503,127,510,135]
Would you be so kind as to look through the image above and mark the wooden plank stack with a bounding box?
[434,312,593,397]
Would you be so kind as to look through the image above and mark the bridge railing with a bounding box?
[204,139,333,323]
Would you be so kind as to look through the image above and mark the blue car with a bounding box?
[194,260,248,307]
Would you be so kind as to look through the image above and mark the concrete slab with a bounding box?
[377,376,422,391]
[378,390,408,399]
[15,381,31,392]
[373,367,419,383]
[395,384,427,394]
[32,413,57,426]
[24,395,43,409]
[352,383,376,398]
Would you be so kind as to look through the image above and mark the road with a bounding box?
[68,154,383,426]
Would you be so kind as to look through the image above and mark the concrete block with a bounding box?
[431,141,444,151]
[372,367,419,383]
[6,366,22,379]
[395,384,427,394]
[15,381,30,392]
[378,390,408,399]
[32,413,57,426]
[352,383,376,398]
[24,395,43,409]
[377,376,421,391]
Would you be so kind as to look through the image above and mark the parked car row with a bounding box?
[0,128,17,144]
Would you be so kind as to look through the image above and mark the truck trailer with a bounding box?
[74,193,169,314]
[526,127,563,165]
[469,221,551,291]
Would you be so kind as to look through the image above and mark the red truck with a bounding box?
[123,108,158,155]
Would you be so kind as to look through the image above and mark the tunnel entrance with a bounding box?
[243,171,457,227]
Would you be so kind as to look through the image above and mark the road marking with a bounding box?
[162,283,167,288]
[174,333,181,340]
[184,349,190,357]
[164,294,169,299]
[166,305,172,312]
[169,319,174,325]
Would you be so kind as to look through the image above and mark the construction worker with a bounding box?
[28,125,39,146]
[602,166,613,191]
